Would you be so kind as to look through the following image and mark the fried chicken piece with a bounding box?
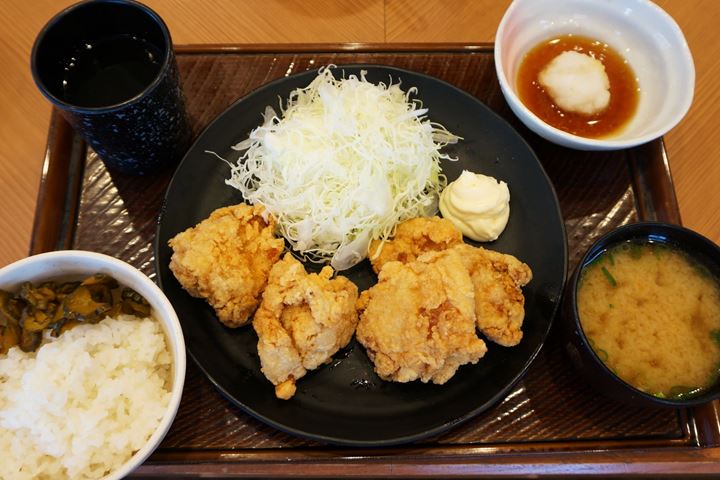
[356,248,487,384]
[254,254,359,399]
[370,215,533,347]
[452,244,533,347]
[168,203,284,327]
[368,216,463,274]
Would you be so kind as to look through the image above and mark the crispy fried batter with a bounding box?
[254,254,359,399]
[368,216,533,347]
[368,217,463,274]
[168,203,284,328]
[356,248,487,384]
[452,244,533,347]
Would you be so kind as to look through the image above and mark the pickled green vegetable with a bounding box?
[0,275,151,354]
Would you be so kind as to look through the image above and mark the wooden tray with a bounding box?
[31,44,720,477]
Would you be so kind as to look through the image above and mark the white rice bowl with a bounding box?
[0,315,172,479]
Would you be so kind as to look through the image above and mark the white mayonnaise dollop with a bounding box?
[439,170,510,242]
[538,50,610,115]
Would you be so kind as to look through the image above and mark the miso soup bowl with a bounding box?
[561,222,720,408]
[495,0,695,150]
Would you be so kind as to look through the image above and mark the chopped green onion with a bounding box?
[607,251,615,266]
[668,385,702,400]
[710,329,720,347]
[693,263,712,279]
[601,266,617,287]
[652,243,668,260]
[707,364,720,385]
[595,348,609,362]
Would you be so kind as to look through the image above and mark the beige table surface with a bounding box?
[1,0,717,268]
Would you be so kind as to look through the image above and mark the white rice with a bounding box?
[0,315,172,480]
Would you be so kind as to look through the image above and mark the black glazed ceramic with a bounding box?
[31,0,191,175]
[155,65,568,446]
[562,221,720,408]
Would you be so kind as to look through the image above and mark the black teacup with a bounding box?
[31,0,191,175]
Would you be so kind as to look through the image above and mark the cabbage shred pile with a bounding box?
[225,66,459,271]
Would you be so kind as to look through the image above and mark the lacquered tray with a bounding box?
[31,44,720,477]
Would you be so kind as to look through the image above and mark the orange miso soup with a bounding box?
[577,241,720,400]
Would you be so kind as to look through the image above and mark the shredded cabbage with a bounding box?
[224,66,459,271]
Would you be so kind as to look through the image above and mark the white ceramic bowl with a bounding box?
[495,0,695,150]
[0,250,186,480]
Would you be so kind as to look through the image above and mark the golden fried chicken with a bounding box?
[368,216,463,274]
[168,203,284,328]
[368,215,533,347]
[356,248,487,384]
[254,254,359,399]
[452,244,533,347]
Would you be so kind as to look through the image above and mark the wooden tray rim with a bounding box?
[30,43,720,477]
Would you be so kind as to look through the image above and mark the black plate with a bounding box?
[155,65,567,446]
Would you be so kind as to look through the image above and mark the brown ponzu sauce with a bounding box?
[517,34,639,138]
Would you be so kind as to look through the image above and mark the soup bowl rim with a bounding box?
[566,221,720,407]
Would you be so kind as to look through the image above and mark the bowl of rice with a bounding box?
[0,250,186,480]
